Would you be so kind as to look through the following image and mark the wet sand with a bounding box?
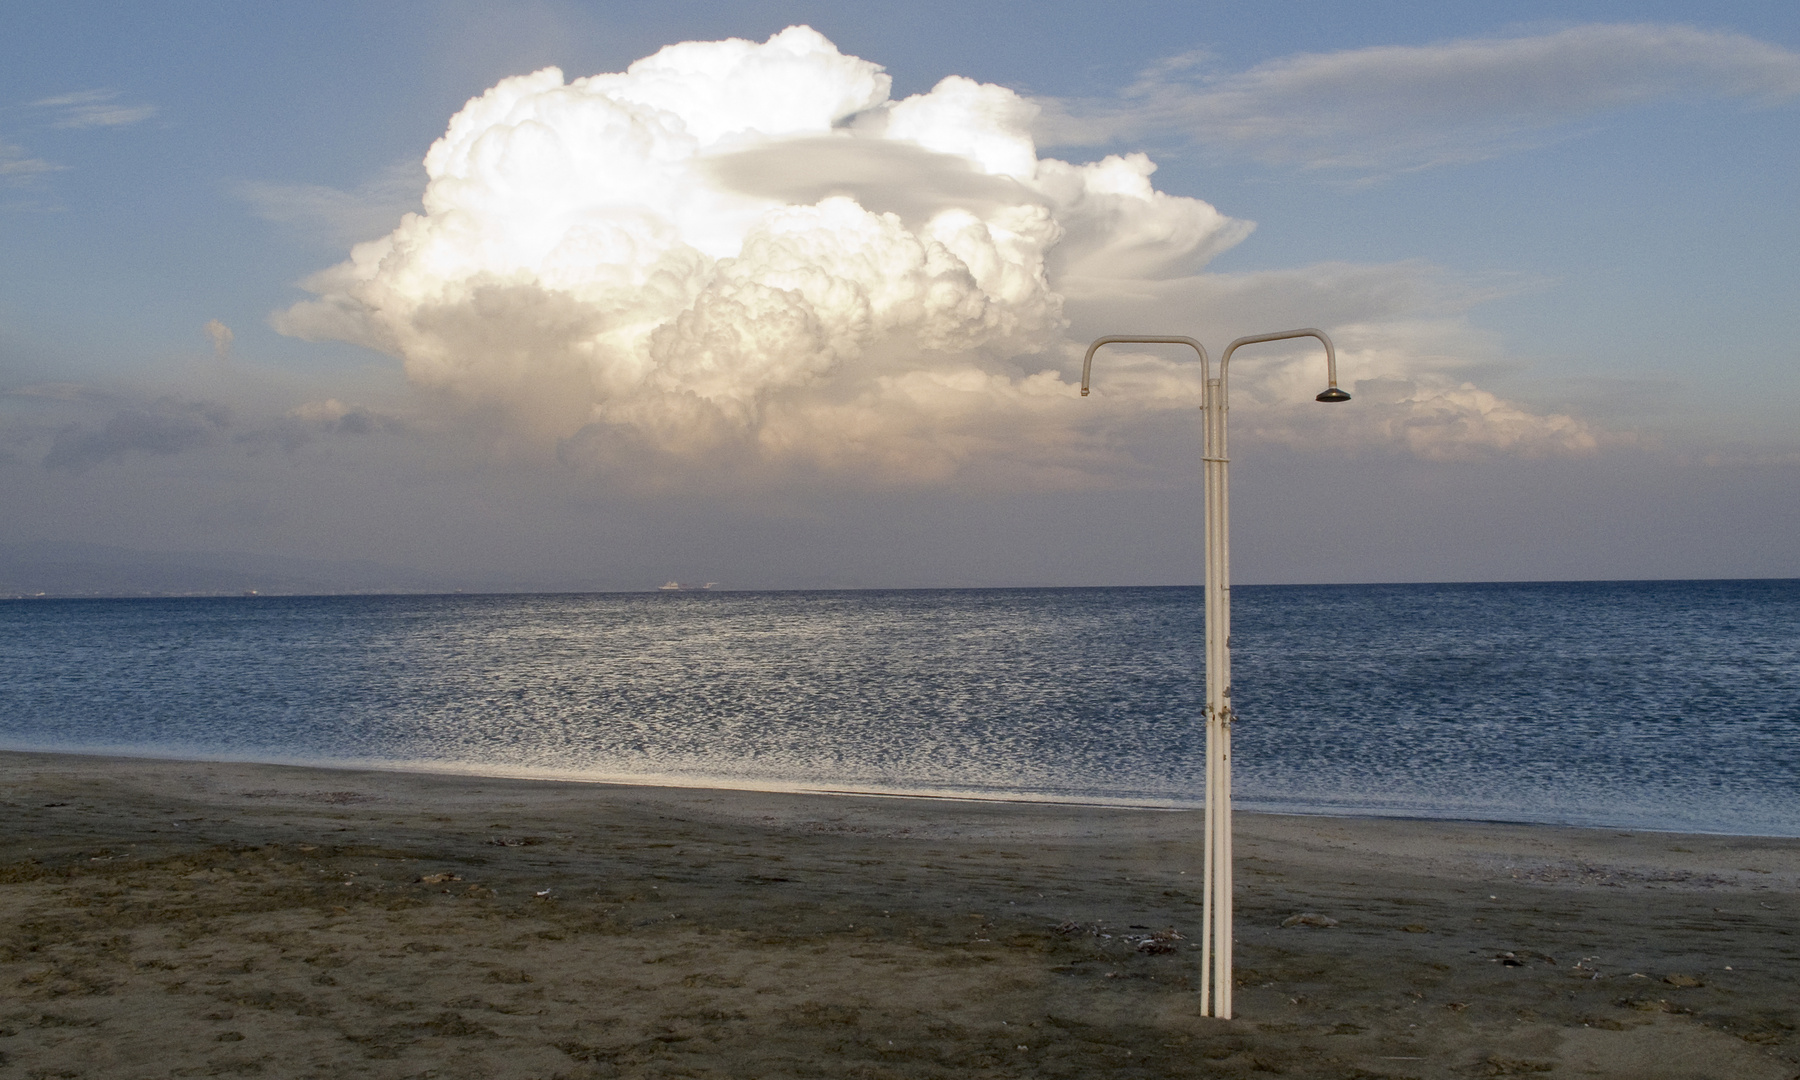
[2,750,1796,1079]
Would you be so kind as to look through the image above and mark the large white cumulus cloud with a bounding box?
[276,26,1598,480]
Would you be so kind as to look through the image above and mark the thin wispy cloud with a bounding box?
[238,162,426,248]
[1039,24,1800,174]
[30,89,158,129]
[3,90,155,207]
[0,142,64,187]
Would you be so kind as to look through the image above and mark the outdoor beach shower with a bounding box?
[1080,328,1349,1018]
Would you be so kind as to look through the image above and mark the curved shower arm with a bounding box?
[1081,335,1211,395]
[1218,328,1342,400]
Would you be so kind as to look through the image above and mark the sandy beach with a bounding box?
[1,751,1795,1079]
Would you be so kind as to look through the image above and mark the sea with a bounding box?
[2,580,1796,837]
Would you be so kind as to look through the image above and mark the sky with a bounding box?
[1,0,1796,591]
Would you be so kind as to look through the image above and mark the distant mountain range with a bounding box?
[0,541,464,598]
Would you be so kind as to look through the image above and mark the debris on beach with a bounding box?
[1133,929,1182,954]
[1616,995,1687,1014]
[1663,973,1703,987]
[1051,921,1183,952]
[1281,912,1338,928]
[416,872,462,884]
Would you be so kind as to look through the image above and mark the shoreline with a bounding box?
[6,744,1792,840]
[3,749,1797,1078]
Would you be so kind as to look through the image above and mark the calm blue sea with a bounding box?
[2,581,1796,836]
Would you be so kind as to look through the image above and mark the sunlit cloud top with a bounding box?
[275,25,1610,483]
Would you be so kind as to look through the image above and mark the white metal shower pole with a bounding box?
[1082,329,1348,1019]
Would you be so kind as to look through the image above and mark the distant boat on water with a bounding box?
[657,581,720,591]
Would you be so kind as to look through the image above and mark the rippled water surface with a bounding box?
[3,581,1796,835]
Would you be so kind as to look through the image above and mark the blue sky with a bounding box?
[1,1,1796,589]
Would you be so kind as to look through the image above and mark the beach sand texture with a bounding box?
[2,751,1795,1079]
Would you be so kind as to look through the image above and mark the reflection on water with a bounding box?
[2,581,1796,835]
